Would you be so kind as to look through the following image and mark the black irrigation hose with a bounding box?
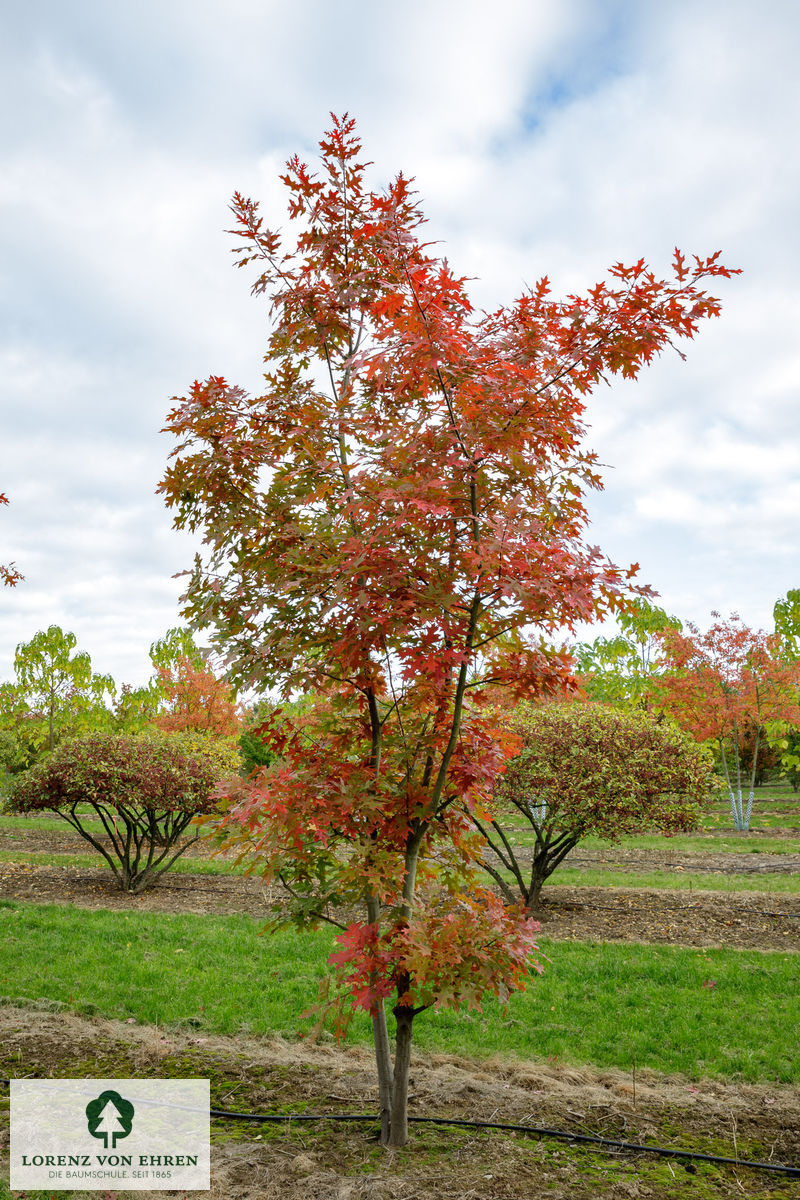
[208,1107,800,1176]
[2,1078,798,1178]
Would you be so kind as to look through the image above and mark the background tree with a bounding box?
[0,624,239,784]
[657,614,800,829]
[575,598,682,709]
[0,682,34,791]
[147,625,243,761]
[238,695,317,775]
[0,728,28,800]
[112,682,162,735]
[159,115,737,1147]
[148,625,207,674]
[13,625,115,754]
[97,625,214,738]
[773,588,800,661]
[153,655,242,738]
[1,492,22,588]
[239,702,277,774]
[11,731,234,893]
[476,702,715,909]
[771,588,800,790]
[736,723,781,787]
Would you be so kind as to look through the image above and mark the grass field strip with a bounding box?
[0,902,797,1083]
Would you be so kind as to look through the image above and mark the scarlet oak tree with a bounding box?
[159,115,736,1147]
[657,614,800,829]
[478,702,715,909]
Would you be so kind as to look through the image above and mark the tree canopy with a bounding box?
[159,114,737,1146]
[656,614,800,829]
[478,701,716,908]
[575,598,682,709]
[13,625,115,754]
[11,731,233,893]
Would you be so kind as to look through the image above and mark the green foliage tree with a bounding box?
[0,682,35,788]
[238,694,317,775]
[771,588,800,790]
[11,732,233,893]
[149,625,206,674]
[112,682,162,735]
[477,702,716,909]
[13,626,115,753]
[239,702,277,775]
[90,625,217,741]
[0,728,27,801]
[1,624,234,780]
[773,589,800,661]
[575,598,682,709]
[778,733,800,793]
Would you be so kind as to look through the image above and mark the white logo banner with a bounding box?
[10,1078,210,1191]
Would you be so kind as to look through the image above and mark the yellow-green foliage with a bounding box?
[157,728,242,780]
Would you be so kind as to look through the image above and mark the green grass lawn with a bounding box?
[546,866,800,893]
[698,786,800,830]
[501,829,800,854]
[0,900,797,1084]
[0,813,107,833]
[0,849,243,875]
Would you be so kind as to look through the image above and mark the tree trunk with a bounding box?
[387,1004,415,1147]
[525,849,550,911]
[368,993,416,1147]
[526,872,545,911]
[366,893,394,1144]
[371,1002,394,1145]
[525,835,580,911]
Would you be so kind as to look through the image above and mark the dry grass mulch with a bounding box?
[1,1005,799,1199]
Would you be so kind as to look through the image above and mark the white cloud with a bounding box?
[1,0,799,687]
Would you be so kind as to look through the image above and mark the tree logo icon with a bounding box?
[85,1090,135,1149]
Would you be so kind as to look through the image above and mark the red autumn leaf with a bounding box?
[0,491,22,588]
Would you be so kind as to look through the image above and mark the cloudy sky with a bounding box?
[1,0,798,689]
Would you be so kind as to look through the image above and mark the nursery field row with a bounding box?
[5,819,800,857]
[3,998,799,1200]
[3,848,800,898]
[1,900,798,1084]
[1,793,798,1199]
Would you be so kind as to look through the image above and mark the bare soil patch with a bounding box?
[0,860,798,953]
[2,820,799,951]
[1,1005,798,1199]
[532,886,800,951]
[6,821,800,874]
